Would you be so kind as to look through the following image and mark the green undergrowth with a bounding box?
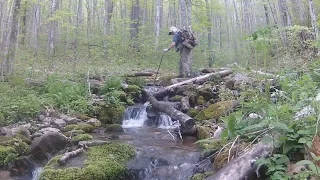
[197,70,320,179]
[39,143,136,180]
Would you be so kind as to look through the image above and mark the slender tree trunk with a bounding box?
[30,1,40,54]
[73,0,82,62]
[264,4,270,25]
[48,0,59,59]
[130,0,141,50]
[1,0,21,79]
[86,0,92,57]
[154,0,161,47]
[205,0,213,67]
[20,1,28,45]
[278,0,292,26]
[308,0,319,55]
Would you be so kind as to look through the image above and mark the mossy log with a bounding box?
[125,71,154,77]
[153,70,232,99]
[58,147,85,165]
[143,91,195,133]
[180,97,190,113]
[204,142,272,180]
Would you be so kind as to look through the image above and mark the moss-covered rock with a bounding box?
[126,98,135,106]
[71,134,93,144]
[125,85,141,99]
[0,145,17,168]
[169,95,183,102]
[63,130,86,137]
[0,138,30,156]
[197,84,215,101]
[194,100,238,121]
[196,138,222,150]
[196,126,211,140]
[191,171,214,180]
[99,105,126,124]
[105,124,124,133]
[39,143,136,180]
[197,96,206,105]
[64,124,95,133]
[187,109,199,118]
[75,113,91,121]
[111,90,127,102]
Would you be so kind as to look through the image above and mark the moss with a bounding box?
[126,98,135,106]
[125,77,145,87]
[64,124,95,133]
[169,95,183,102]
[0,138,30,156]
[197,84,215,101]
[71,134,93,144]
[191,173,205,180]
[197,96,206,105]
[99,105,126,124]
[112,90,127,102]
[187,109,199,118]
[125,85,141,99]
[75,114,92,121]
[0,145,18,168]
[196,126,211,140]
[196,139,222,150]
[158,75,176,86]
[43,155,63,169]
[63,130,86,137]
[39,143,136,180]
[194,100,237,121]
[105,124,124,133]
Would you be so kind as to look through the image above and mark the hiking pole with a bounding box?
[153,53,165,85]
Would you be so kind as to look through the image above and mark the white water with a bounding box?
[31,167,43,180]
[122,102,176,129]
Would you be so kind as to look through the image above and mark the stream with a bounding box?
[29,103,201,180]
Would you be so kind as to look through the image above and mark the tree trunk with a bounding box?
[263,4,270,25]
[308,0,319,51]
[154,0,161,47]
[58,147,85,165]
[1,0,21,79]
[143,91,195,133]
[205,0,214,67]
[20,1,28,45]
[130,0,140,50]
[153,70,233,99]
[278,0,292,26]
[47,0,59,59]
[204,142,272,180]
[30,2,40,53]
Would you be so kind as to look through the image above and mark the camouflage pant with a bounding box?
[179,46,192,77]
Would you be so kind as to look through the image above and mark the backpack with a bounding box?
[179,29,197,49]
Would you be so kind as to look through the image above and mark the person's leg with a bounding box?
[181,47,191,77]
[179,52,184,77]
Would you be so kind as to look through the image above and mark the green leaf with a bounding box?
[227,115,236,137]
[298,138,307,144]
[310,152,320,161]
[296,160,314,166]
[221,129,229,144]
[282,141,295,154]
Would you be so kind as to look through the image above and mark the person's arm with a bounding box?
[167,42,176,50]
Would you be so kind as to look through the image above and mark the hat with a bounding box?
[169,26,178,34]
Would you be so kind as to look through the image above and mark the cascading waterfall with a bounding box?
[31,167,43,180]
[122,102,176,129]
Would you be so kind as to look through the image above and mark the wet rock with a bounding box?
[31,132,69,160]
[105,124,124,133]
[39,127,60,134]
[60,115,79,125]
[98,105,126,124]
[0,171,13,180]
[38,115,45,122]
[8,156,34,177]
[87,118,101,127]
[52,119,66,128]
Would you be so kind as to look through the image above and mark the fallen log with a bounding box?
[205,142,272,180]
[153,69,232,99]
[180,97,190,113]
[125,72,154,77]
[58,147,85,165]
[142,91,195,133]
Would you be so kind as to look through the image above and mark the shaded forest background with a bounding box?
[0,0,320,78]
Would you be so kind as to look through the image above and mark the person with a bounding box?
[163,26,191,78]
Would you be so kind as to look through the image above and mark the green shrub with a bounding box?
[0,145,18,168]
[101,76,122,94]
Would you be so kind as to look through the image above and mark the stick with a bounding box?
[228,135,239,163]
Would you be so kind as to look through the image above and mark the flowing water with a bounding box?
[28,103,200,180]
[120,104,200,180]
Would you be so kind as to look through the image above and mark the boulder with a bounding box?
[8,156,34,177]
[31,132,69,160]
[52,119,66,128]
[60,115,79,125]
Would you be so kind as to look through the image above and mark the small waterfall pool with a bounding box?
[28,104,200,180]
[118,104,200,180]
